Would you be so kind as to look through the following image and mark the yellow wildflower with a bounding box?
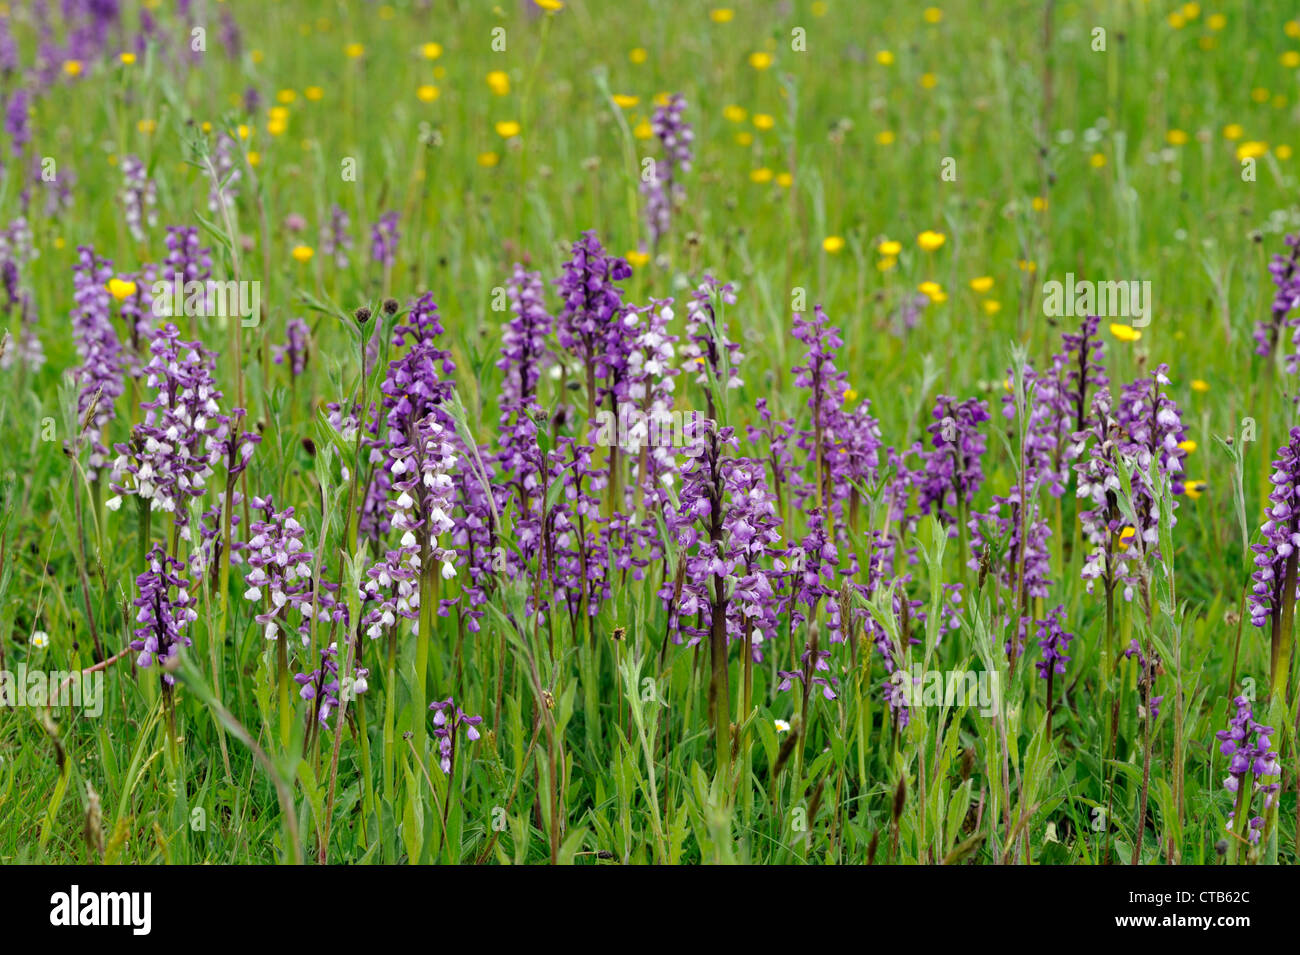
[917,230,946,251]
[106,278,138,300]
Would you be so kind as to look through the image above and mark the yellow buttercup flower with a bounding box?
[876,50,894,65]
[749,51,773,69]
[723,105,747,123]
[625,249,650,267]
[292,245,315,263]
[1223,123,1244,140]
[612,94,639,108]
[918,281,947,304]
[267,117,287,136]
[753,113,775,130]
[487,70,510,96]
[137,119,157,134]
[811,1,828,15]
[246,151,260,167]
[1166,129,1188,146]
[822,236,845,253]
[920,73,937,89]
[877,239,902,256]
[917,230,946,252]
[981,300,1001,315]
[305,86,324,101]
[477,151,500,167]
[106,278,138,300]
[735,132,754,146]
[633,119,653,139]
[1283,51,1300,68]
[495,120,521,138]
[344,42,364,58]
[776,172,793,187]
[1177,440,1197,453]
[1109,322,1141,342]
[1190,379,1210,393]
[1031,196,1048,212]
[277,89,297,104]
[749,167,774,183]
[629,47,648,64]
[1236,141,1268,161]
[710,8,734,22]
[969,276,994,294]
[876,130,895,145]
[924,7,942,23]
[63,59,83,77]
[1277,145,1293,160]
[1185,480,1207,500]
[421,42,443,60]
[877,257,897,271]
[1090,152,1107,168]
[417,85,440,102]
[119,52,136,65]
[534,0,564,10]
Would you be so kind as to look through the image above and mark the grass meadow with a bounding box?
[1,0,1299,868]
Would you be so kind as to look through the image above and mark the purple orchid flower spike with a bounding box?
[428,697,484,774]
[130,543,197,686]
[1215,695,1280,847]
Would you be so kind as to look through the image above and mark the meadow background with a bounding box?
[0,0,1297,865]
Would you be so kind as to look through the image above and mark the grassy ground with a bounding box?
[2,0,1299,864]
